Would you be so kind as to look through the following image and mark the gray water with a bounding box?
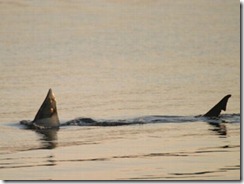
[0,0,240,180]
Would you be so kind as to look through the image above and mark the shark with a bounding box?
[20,89,231,129]
[20,88,60,129]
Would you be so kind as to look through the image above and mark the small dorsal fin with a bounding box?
[204,94,231,117]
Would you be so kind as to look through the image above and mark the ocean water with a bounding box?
[0,0,240,180]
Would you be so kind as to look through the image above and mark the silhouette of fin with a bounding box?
[204,94,231,117]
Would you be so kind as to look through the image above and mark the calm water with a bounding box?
[0,0,240,180]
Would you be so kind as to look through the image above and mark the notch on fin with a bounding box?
[204,94,231,117]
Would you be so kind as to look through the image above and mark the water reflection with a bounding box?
[36,128,59,149]
[207,122,227,137]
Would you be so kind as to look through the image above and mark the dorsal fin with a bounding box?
[33,89,60,128]
[204,94,231,117]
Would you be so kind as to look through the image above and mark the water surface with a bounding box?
[0,0,240,180]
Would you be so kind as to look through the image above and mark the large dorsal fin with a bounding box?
[33,89,60,128]
[204,94,231,117]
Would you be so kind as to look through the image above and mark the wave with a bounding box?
[61,113,240,127]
